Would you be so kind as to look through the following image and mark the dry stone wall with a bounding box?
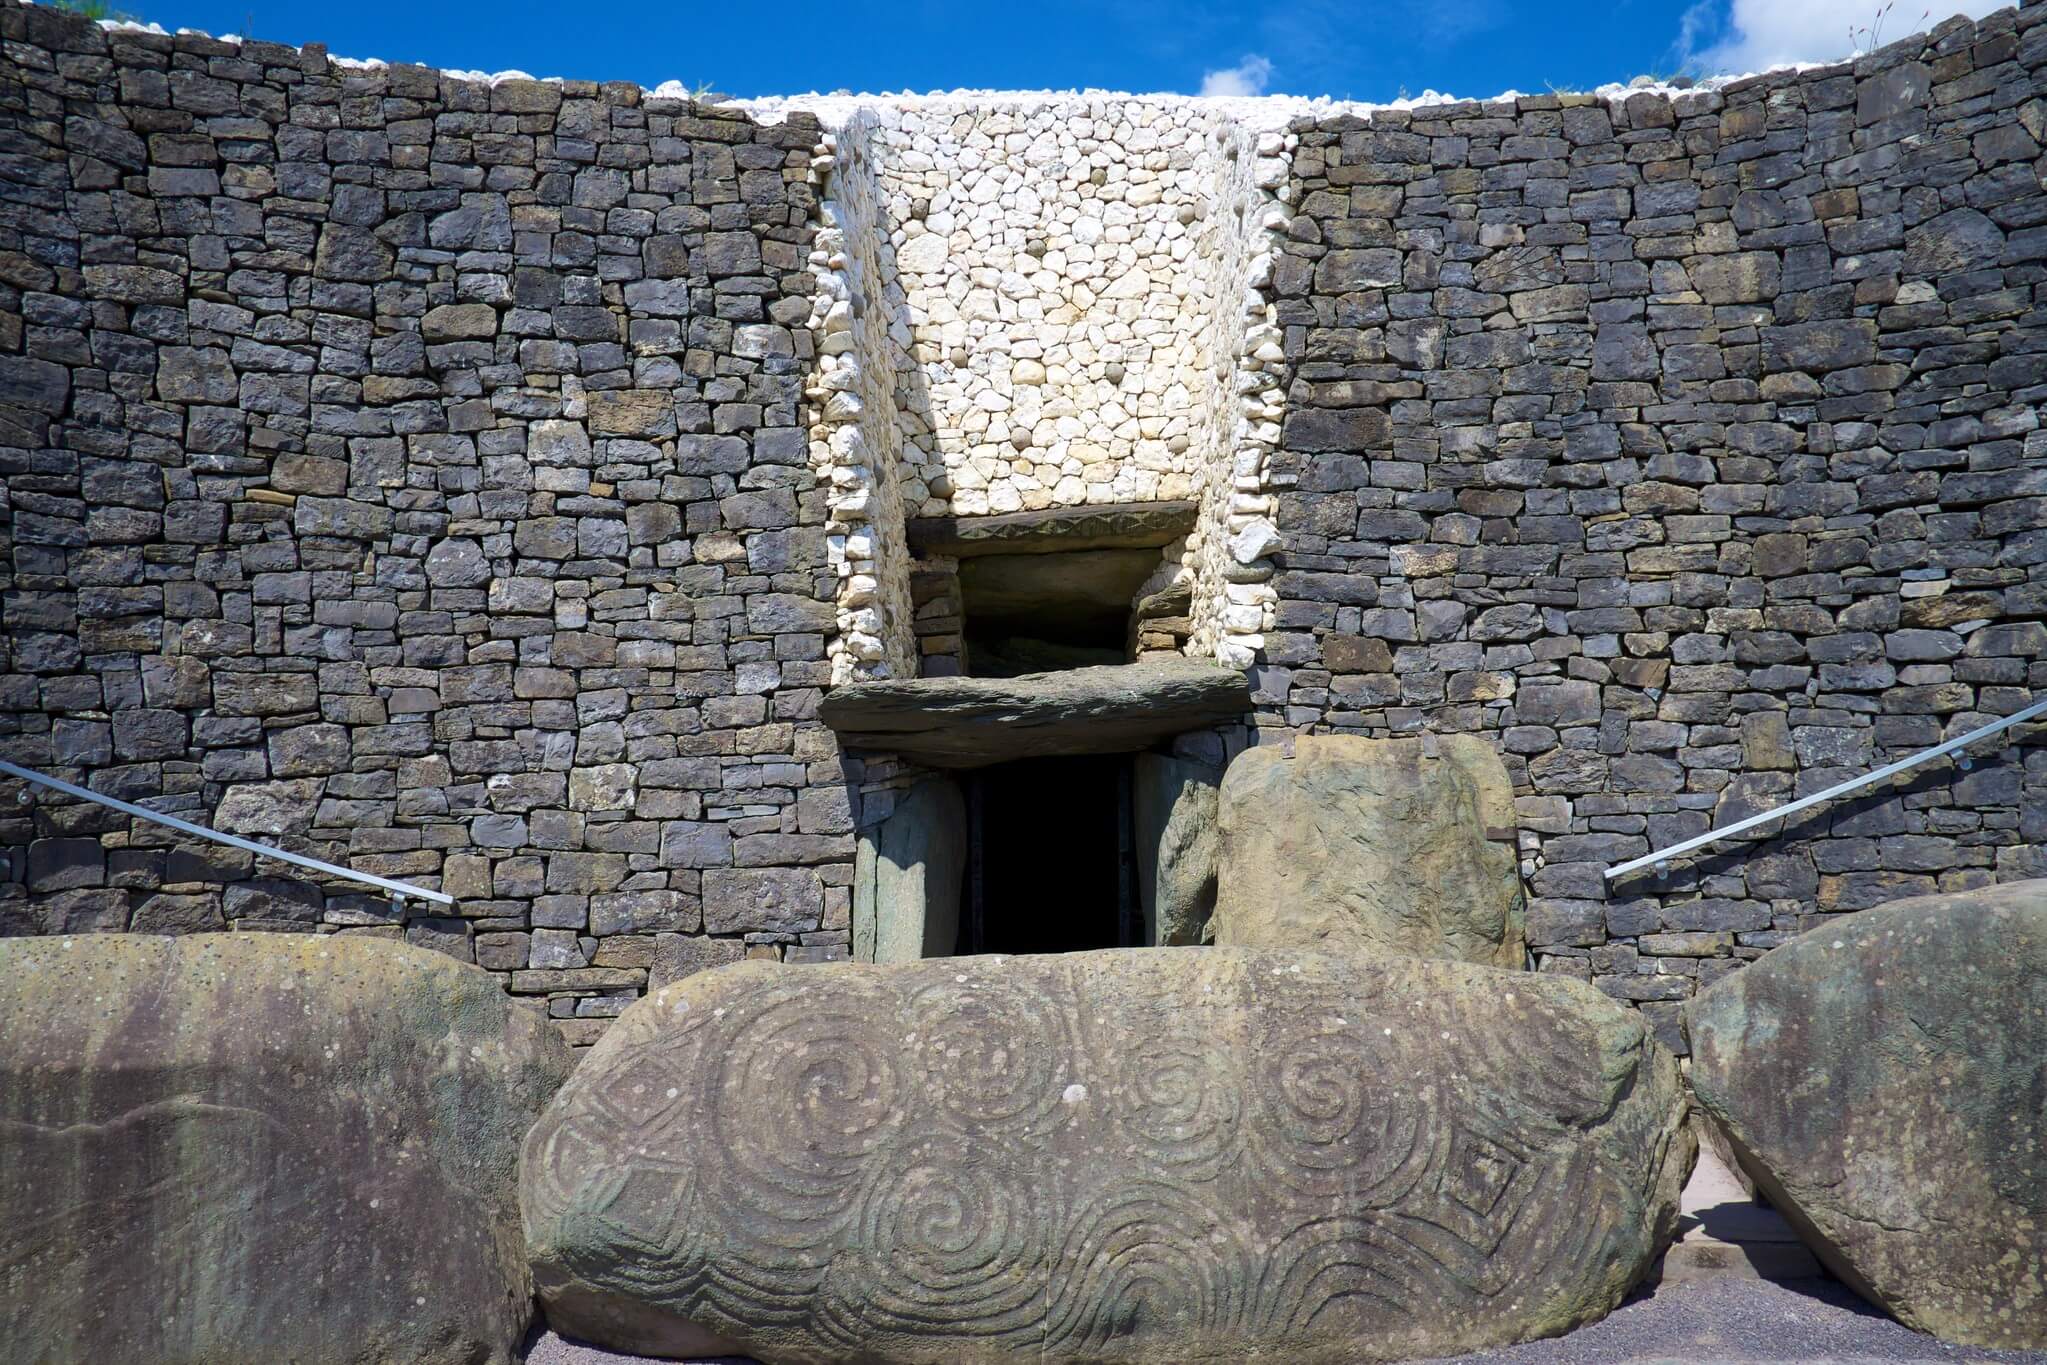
[0,0,2042,1047]
[1264,5,2047,1050]
[0,1,856,1042]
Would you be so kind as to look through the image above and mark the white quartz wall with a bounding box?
[805,117,919,683]
[804,97,1297,675]
[1184,123,1296,671]
[863,100,1246,518]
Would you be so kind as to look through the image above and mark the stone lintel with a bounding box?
[818,658,1249,768]
[905,500,1200,558]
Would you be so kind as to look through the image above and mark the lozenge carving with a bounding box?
[523,949,1691,1363]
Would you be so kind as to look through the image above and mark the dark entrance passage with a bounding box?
[957,548,1160,677]
[957,754,1138,955]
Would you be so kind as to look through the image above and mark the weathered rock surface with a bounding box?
[1212,734,1527,968]
[855,776,967,961]
[1133,752,1219,945]
[1685,880,2047,1349]
[523,949,1693,1363]
[818,658,1250,767]
[0,933,575,1364]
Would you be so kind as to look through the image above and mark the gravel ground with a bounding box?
[522,1276,2047,1364]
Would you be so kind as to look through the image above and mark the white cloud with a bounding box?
[1682,0,2004,75]
[1199,54,1274,97]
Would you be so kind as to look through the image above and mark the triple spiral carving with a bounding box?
[525,950,1674,1363]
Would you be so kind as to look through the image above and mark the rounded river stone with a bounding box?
[523,947,1692,1363]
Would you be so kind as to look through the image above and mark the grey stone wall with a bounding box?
[0,1,850,1043]
[1267,5,2047,1049]
[1,0,2042,1051]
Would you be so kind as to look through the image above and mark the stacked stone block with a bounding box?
[1267,6,2047,1048]
[0,2,851,1041]
[1,0,2042,1048]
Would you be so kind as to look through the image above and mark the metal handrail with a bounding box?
[0,758,453,906]
[1605,695,2046,883]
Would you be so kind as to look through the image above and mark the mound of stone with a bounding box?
[1686,879,2047,1348]
[523,949,1691,1363]
[1212,734,1527,968]
[0,933,576,1364]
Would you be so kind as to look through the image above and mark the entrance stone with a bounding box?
[523,948,1692,1363]
[1212,734,1527,968]
[819,657,1249,768]
[855,777,967,961]
[0,933,574,1365]
[1685,879,2047,1348]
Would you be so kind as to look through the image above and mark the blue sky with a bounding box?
[127,0,1998,100]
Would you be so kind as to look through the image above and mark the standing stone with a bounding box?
[0,934,574,1364]
[854,777,967,962]
[1132,752,1219,946]
[1686,880,2047,1349]
[523,949,1692,1363]
[1212,735,1527,969]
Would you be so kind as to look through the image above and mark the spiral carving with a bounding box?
[1247,1010,1436,1205]
[1042,1177,1250,1356]
[710,980,907,1248]
[524,949,1690,1365]
[1101,1015,1245,1181]
[906,966,1077,1133]
[813,1135,1058,1347]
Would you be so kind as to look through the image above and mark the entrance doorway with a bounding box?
[956,754,1138,955]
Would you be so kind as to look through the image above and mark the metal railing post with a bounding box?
[1605,696,2045,883]
[0,758,453,906]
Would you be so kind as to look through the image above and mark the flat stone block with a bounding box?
[819,659,1249,769]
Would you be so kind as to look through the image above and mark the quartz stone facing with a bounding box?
[0,0,2044,1051]
[0,2,852,1044]
[1266,6,2047,1052]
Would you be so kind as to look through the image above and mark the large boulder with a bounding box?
[0,933,575,1364]
[1686,880,2047,1348]
[523,949,1692,1363]
[1212,734,1527,967]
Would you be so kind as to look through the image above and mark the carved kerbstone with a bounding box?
[1687,879,2047,1348]
[523,949,1693,1363]
[0,934,575,1365]
[1213,734,1528,968]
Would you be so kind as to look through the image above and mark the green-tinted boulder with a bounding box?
[1133,752,1220,946]
[0,933,576,1364]
[523,949,1691,1363]
[1213,734,1528,968]
[1686,879,2047,1348]
[854,776,967,963]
